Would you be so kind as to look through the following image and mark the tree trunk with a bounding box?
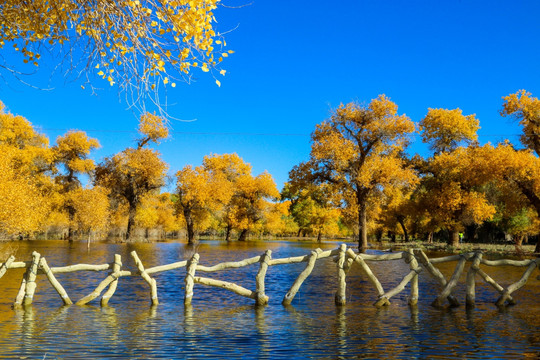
[238,229,248,241]
[397,216,409,242]
[183,208,195,244]
[317,229,322,243]
[67,206,75,242]
[225,224,232,242]
[449,228,460,248]
[427,231,433,244]
[535,239,540,254]
[126,203,137,241]
[358,201,368,252]
[296,229,302,237]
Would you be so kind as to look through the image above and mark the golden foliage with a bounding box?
[419,108,479,153]
[138,113,169,147]
[501,90,540,155]
[0,0,229,109]
[70,186,110,234]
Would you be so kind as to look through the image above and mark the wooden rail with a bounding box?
[0,245,538,310]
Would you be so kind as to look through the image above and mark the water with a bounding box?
[0,240,538,359]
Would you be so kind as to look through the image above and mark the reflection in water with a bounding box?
[0,240,538,359]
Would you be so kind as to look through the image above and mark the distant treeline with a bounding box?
[1,91,540,253]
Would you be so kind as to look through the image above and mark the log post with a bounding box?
[13,270,28,309]
[407,249,420,306]
[282,248,322,306]
[414,250,459,306]
[335,244,347,306]
[76,270,131,305]
[131,251,159,306]
[101,254,122,306]
[346,249,386,303]
[0,255,15,280]
[255,250,272,306]
[495,260,538,307]
[23,252,41,306]
[465,252,482,308]
[184,253,199,306]
[476,268,515,305]
[39,257,72,305]
[432,254,467,308]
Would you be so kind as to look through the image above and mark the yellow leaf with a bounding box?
[215,79,221,87]
[219,69,226,76]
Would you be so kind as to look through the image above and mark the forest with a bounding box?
[1,91,540,253]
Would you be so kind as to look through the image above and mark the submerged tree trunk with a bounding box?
[358,201,368,252]
[225,224,232,242]
[183,207,196,244]
[126,202,137,241]
[238,229,248,241]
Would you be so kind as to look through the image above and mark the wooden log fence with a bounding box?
[0,244,538,310]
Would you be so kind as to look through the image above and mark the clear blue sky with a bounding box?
[1,0,539,191]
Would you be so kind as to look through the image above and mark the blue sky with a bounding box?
[1,0,540,191]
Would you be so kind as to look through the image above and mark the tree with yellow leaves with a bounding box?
[69,186,110,249]
[226,171,280,241]
[53,130,100,241]
[175,164,213,244]
[95,113,168,240]
[296,95,417,251]
[0,0,231,111]
[0,102,54,237]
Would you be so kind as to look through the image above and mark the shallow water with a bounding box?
[0,240,538,359]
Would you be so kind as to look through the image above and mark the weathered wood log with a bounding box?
[432,255,467,308]
[255,250,272,305]
[407,249,420,306]
[361,253,404,261]
[23,252,41,306]
[335,244,347,306]
[145,260,188,275]
[346,248,385,298]
[39,257,72,305]
[414,250,459,306]
[76,270,131,305]
[101,254,122,306]
[476,268,515,304]
[184,253,199,306]
[374,268,421,307]
[194,276,257,299]
[13,269,28,309]
[0,255,15,279]
[269,249,337,266]
[481,258,535,267]
[50,263,112,273]
[429,253,474,264]
[197,256,262,272]
[282,248,323,305]
[6,261,29,269]
[131,251,159,306]
[495,260,538,307]
[465,252,482,308]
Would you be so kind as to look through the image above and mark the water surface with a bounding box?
[0,240,538,359]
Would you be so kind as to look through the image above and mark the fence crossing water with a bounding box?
[1,244,538,310]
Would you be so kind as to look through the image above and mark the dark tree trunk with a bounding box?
[317,229,322,243]
[535,239,540,254]
[67,205,75,242]
[375,229,383,242]
[126,202,137,241]
[296,229,302,237]
[358,200,368,252]
[397,215,409,242]
[183,207,196,244]
[449,228,460,248]
[238,229,248,241]
[225,224,232,242]
[427,231,433,244]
